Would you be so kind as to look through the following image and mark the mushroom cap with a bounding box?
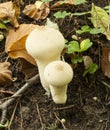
[44,61,73,87]
[26,26,65,61]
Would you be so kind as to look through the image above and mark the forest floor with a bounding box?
[0,0,110,130]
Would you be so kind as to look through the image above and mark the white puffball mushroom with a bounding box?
[26,26,65,92]
[44,61,73,104]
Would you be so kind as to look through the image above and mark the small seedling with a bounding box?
[74,0,87,5]
[0,120,9,128]
[66,38,98,75]
[54,11,71,19]
[47,124,57,130]
[76,25,102,34]
[83,63,98,77]
[104,5,110,13]
[66,39,93,53]
[41,0,53,2]
[66,39,92,64]
[73,11,90,16]
[0,20,10,30]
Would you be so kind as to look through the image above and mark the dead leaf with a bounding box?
[0,1,20,28]
[19,58,38,79]
[51,0,74,8]
[0,62,12,86]
[83,56,93,69]
[23,1,50,20]
[101,47,110,78]
[12,0,21,18]
[5,24,37,66]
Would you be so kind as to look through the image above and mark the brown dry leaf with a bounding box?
[12,0,21,18]
[19,58,38,79]
[5,23,37,66]
[0,62,12,86]
[51,0,74,8]
[0,1,20,28]
[83,56,93,69]
[101,47,110,78]
[23,1,50,20]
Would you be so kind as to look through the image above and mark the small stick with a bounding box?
[8,99,20,130]
[54,104,75,111]
[101,81,110,88]
[54,112,66,129]
[0,74,39,125]
[35,102,45,130]
[0,90,15,95]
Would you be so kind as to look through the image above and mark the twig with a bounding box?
[8,99,20,130]
[101,81,110,88]
[0,109,7,125]
[0,74,39,125]
[0,90,15,95]
[35,102,45,130]
[54,104,75,111]
[19,103,24,130]
[54,112,66,129]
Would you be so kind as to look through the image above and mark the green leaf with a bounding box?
[0,120,9,128]
[76,30,83,34]
[103,5,110,13]
[90,28,102,34]
[0,22,7,29]
[71,56,83,64]
[91,3,110,40]
[88,63,98,74]
[74,0,87,5]
[67,41,80,53]
[73,11,90,16]
[54,11,71,19]
[76,25,90,34]
[80,39,93,52]
[83,63,98,76]
[2,19,10,24]
[41,0,53,2]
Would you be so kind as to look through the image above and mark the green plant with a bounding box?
[91,3,110,40]
[74,0,87,5]
[66,38,98,75]
[67,39,93,53]
[104,5,110,13]
[66,39,98,76]
[47,124,57,130]
[41,0,53,2]
[0,120,9,128]
[76,25,102,34]
[54,11,71,19]
[83,63,98,77]
[73,11,90,16]
[0,20,9,30]
[66,39,92,64]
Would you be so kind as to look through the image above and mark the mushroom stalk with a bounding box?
[49,85,68,104]
[36,57,60,92]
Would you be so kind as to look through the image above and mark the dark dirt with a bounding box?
[0,0,110,130]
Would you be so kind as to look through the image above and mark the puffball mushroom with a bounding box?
[26,26,65,92]
[44,61,73,104]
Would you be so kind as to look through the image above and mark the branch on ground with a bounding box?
[0,74,39,126]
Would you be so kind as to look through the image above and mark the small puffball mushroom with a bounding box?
[26,26,65,92]
[44,61,73,104]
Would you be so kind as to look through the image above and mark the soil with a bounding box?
[0,0,110,130]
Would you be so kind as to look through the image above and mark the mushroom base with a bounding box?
[50,85,67,104]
